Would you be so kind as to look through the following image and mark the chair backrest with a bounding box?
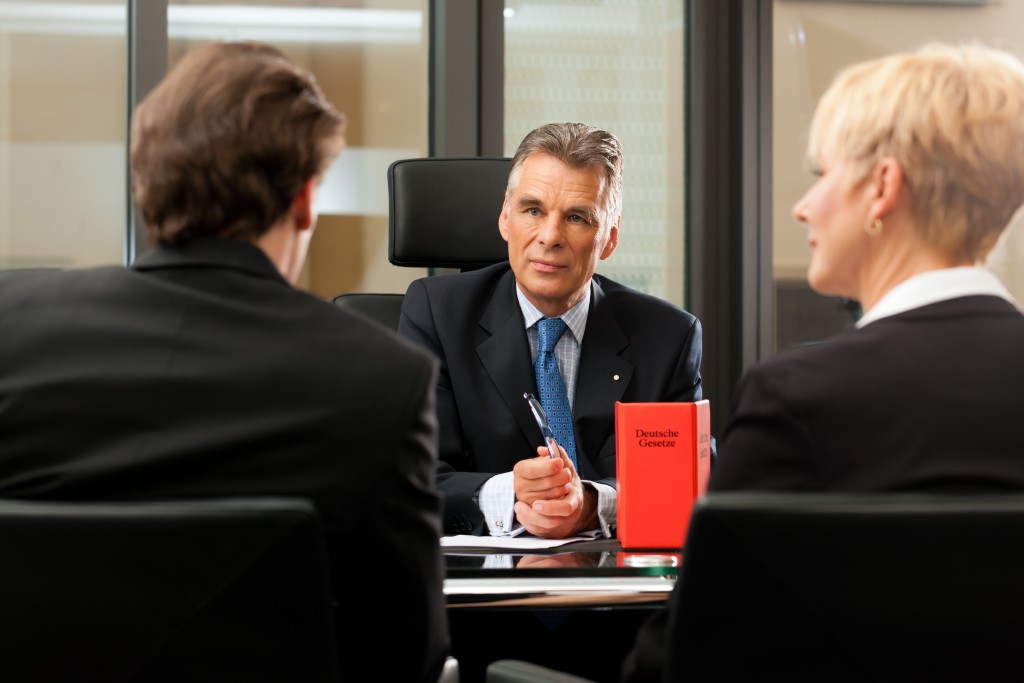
[665,492,1024,681]
[331,157,510,325]
[0,497,339,683]
[387,157,511,270]
[332,292,405,331]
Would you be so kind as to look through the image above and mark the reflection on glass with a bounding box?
[0,0,127,269]
[167,0,429,299]
[503,1,686,306]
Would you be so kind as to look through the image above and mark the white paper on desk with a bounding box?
[440,534,595,550]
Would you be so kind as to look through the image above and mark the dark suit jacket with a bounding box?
[398,262,705,535]
[710,295,1024,493]
[623,295,1024,683]
[0,238,448,683]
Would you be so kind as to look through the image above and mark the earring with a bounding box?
[865,218,883,236]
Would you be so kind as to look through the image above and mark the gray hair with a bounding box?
[507,122,624,227]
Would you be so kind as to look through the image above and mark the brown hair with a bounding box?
[507,122,624,228]
[130,42,346,246]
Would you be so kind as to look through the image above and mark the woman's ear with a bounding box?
[867,157,905,222]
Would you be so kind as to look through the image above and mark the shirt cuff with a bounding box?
[585,480,617,538]
[478,471,525,536]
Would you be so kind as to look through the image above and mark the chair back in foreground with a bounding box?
[0,497,338,683]
[387,157,511,270]
[666,492,1024,682]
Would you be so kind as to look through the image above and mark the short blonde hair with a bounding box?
[808,43,1024,261]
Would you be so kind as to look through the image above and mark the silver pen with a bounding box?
[523,392,560,459]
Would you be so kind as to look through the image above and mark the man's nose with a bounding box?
[536,214,564,246]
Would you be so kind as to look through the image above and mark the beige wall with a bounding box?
[0,31,126,268]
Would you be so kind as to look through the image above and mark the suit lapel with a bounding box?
[575,280,633,474]
[475,274,636,473]
[476,270,539,446]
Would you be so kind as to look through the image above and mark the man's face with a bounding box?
[498,153,619,317]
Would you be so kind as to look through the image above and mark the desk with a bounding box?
[443,539,679,683]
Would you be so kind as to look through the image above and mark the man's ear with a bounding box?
[599,217,620,260]
[291,178,317,231]
[498,195,511,242]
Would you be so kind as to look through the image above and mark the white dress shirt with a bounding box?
[478,284,616,537]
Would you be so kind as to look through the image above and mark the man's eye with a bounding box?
[569,215,587,224]
[527,207,541,216]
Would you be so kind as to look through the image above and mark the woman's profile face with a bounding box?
[792,152,872,302]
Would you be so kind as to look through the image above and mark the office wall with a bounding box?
[0,27,127,269]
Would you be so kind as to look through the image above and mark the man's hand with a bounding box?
[515,552,601,569]
[512,446,572,506]
[513,445,599,538]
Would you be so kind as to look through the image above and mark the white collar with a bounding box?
[857,266,1017,328]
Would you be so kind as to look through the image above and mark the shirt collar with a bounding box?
[515,282,591,342]
[857,266,1017,328]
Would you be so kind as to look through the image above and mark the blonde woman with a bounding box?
[624,42,1024,683]
[710,43,1024,493]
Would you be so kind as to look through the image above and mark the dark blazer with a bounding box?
[623,294,1024,683]
[710,295,1024,493]
[398,262,705,535]
[0,238,448,683]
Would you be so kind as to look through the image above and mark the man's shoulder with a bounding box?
[0,265,137,310]
[403,262,513,322]
[409,261,511,295]
[299,294,437,368]
[593,274,699,328]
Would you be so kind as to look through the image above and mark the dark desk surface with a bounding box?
[443,538,679,608]
[443,539,673,683]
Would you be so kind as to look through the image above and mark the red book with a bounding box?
[615,400,711,550]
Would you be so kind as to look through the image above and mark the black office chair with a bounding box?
[332,157,510,330]
[331,291,405,330]
[488,492,1024,682]
[387,157,511,270]
[0,497,340,683]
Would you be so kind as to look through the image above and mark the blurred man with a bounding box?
[0,42,447,683]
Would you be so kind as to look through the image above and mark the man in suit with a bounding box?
[399,122,705,539]
[0,42,447,683]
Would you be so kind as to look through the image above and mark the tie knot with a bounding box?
[537,317,568,354]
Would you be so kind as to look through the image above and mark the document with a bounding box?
[440,534,598,550]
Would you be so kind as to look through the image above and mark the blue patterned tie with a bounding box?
[534,317,578,470]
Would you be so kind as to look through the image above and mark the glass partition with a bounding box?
[503,1,686,307]
[0,0,127,269]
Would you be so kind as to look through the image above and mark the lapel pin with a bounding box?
[613,374,620,381]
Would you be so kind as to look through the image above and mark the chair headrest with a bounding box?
[388,157,511,270]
